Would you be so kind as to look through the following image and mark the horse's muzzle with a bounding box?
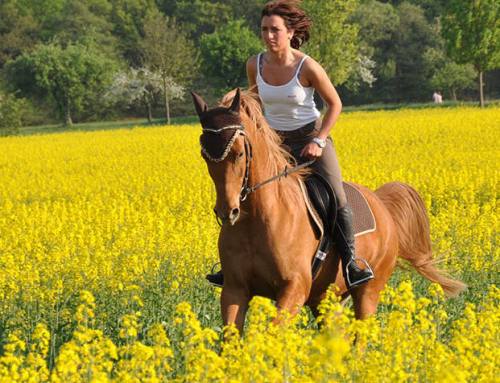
[214,207,241,226]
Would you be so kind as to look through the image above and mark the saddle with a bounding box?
[302,175,377,279]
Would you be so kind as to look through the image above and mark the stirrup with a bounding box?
[345,257,374,288]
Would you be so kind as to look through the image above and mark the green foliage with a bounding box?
[166,0,233,41]
[348,1,441,103]
[110,0,157,66]
[354,0,399,56]
[141,9,196,84]
[51,0,118,58]
[0,0,498,121]
[5,42,117,126]
[303,0,360,86]
[200,20,262,91]
[0,92,28,135]
[430,62,476,100]
[0,1,40,68]
[441,0,499,106]
[393,2,440,100]
[388,0,447,20]
[225,0,267,34]
[351,0,399,93]
[442,0,500,72]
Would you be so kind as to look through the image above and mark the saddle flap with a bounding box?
[304,173,337,236]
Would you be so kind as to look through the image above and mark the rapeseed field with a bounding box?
[0,107,498,381]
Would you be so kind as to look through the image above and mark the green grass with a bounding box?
[6,99,499,137]
[342,99,500,112]
[15,115,200,136]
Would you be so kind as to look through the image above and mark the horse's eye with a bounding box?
[237,152,244,160]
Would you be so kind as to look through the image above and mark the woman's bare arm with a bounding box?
[305,58,342,140]
[246,55,258,93]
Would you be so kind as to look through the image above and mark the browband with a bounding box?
[200,125,245,163]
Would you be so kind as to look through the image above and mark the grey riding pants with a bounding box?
[277,120,348,208]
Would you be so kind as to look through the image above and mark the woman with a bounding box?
[207,0,374,289]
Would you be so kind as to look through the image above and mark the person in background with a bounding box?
[433,91,443,104]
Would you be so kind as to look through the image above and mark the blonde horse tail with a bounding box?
[375,182,466,297]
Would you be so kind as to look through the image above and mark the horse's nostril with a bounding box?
[231,208,240,218]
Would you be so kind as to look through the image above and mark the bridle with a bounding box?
[201,124,315,206]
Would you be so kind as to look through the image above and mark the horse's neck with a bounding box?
[245,137,300,217]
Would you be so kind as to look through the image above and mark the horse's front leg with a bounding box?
[221,287,250,334]
[275,276,311,321]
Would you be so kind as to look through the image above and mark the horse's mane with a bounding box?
[221,89,308,206]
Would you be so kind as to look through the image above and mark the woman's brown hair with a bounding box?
[261,0,312,49]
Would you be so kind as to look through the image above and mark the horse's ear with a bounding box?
[229,88,241,113]
[191,91,208,116]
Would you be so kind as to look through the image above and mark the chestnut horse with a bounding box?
[192,89,465,333]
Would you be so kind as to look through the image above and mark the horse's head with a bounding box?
[192,89,251,226]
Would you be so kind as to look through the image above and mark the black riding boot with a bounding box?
[335,206,374,288]
[206,270,224,287]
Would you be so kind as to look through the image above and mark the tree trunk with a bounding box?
[65,95,73,127]
[147,102,153,123]
[452,89,457,101]
[163,77,170,124]
[165,94,170,125]
[478,70,484,107]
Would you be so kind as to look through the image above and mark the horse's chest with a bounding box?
[219,225,309,298]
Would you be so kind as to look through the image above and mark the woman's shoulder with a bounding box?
[246,55,259,76]
[299,53,320,68]
[246,54,259,66]
[300,55,325,77]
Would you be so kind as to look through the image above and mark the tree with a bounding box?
[110,0,157,66]
[442,0,500,107]
[423,47,476,101]
[392,2,440,101]
[140,9,196,123]
[165,0,233,41]
[430,62,476,101]
[105,67,183,122]
[387,0,447,21]
[226,0,267,34]
[349,0,400,103]
[200,20,262,91]
[0,92,28,135]
[0,1,40,68]
[302,0,361,86]
[50,0,118,59]
[5,42,116,126]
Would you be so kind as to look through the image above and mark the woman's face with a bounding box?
[261,15,294,52]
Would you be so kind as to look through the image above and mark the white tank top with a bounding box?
[256,53,320,131]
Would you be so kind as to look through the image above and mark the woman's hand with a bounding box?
[300,142,323,159]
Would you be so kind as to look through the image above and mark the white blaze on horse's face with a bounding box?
[205,136,246,226]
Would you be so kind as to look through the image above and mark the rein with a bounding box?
[240,158,315,201]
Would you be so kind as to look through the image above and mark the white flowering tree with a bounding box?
[141,10,195,124]
[106,67,183,123]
